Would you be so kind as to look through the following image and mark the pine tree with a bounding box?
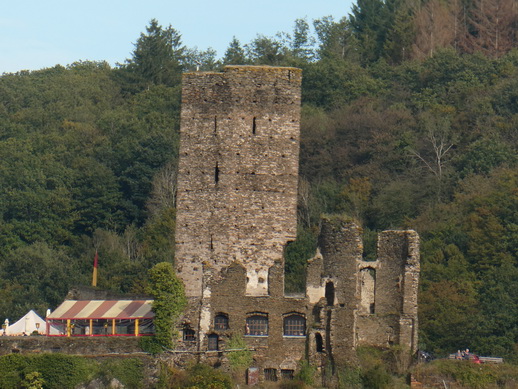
[126,19,185,87]
[349,0,390,64]
[223,37,248,65]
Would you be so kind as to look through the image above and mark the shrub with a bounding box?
[295,360,316,387]
[227,335,253,372]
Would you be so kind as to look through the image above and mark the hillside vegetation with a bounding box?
[0,0,517,362]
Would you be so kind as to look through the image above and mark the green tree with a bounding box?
[246,35,287,65]
[289,18,316,61]
[223,37,249,65]
[314,16,357,61]
[146,262,186,349]
[125,19,185,87]
[349,0,390,64]
[383,4,415,64]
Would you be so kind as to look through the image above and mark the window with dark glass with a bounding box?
[246,314,268,336]
[281,370,294,380]
[208,334,219,350]
[264,368,277,382]
[214,314,229,330]
[183,327,195,341]
[283,314,306,337]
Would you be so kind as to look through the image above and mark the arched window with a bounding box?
[315,333,324,352]
[283,314,306,337]
[214,313,229,330]
[325,281,335,306]
[360,268,376,314]
[208,333,219,351]
[246,313,268,336]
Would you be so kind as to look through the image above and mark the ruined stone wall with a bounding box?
[376,230,420,353]
[175,66,301,298]
[309,217,364,365]
[172,65,419,381]
[306,217,420,369]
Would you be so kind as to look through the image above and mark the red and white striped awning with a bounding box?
[47,300,154,320]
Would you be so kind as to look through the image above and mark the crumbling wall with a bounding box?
[309,217,364,366]
[306,217,420,369]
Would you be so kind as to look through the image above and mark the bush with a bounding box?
[413,359,518,389]
[0,354,145,389]
[98,358,144,389]
[157,363,232,389]
[0,354,94,389]
[139,335,165,354]
[361,364,392,389]
[295,360,316,387]
[226,335,253,372]
[183,364,232,389]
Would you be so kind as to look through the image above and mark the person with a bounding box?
[456,350,462,360]
[463,348,470,360]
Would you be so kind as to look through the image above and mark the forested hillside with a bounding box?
[1,0,517,360]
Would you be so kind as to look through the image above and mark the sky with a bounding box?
[1,0,354,74]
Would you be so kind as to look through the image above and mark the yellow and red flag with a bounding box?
[92,251,98,287]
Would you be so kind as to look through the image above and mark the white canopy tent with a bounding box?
[6,310,47,336]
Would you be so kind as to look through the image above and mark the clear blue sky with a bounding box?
[1,0,354,74]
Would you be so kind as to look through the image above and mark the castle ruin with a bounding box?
[174,65,420,383]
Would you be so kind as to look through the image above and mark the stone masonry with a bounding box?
[174,66,420,384]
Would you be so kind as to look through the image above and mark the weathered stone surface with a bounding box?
[175,66,301,298]
[172,66,420,383]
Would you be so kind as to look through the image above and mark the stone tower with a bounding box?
[175,65,302,297]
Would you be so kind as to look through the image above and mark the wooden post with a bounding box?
[66,319,71,337]
[89,319,93,336]
[135,319,139,336]
[112,319,116,335]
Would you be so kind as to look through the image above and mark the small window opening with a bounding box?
[264,368,277,382]
[325,282,335,306]
[360,268,376,314]
[315,333,324,352]
[246,314,268,336]
[252,117,256,135]
[287,70,291,82]
[283,314,305,337]
[210,234,214,251]
[214,314,229,330]
[214,116,217,134]
[281,370,294,380]
[208,334,219,351]
[183,327,196,341]
[215,163,219,184]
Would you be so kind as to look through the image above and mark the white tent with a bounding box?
[6,310,46,336]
